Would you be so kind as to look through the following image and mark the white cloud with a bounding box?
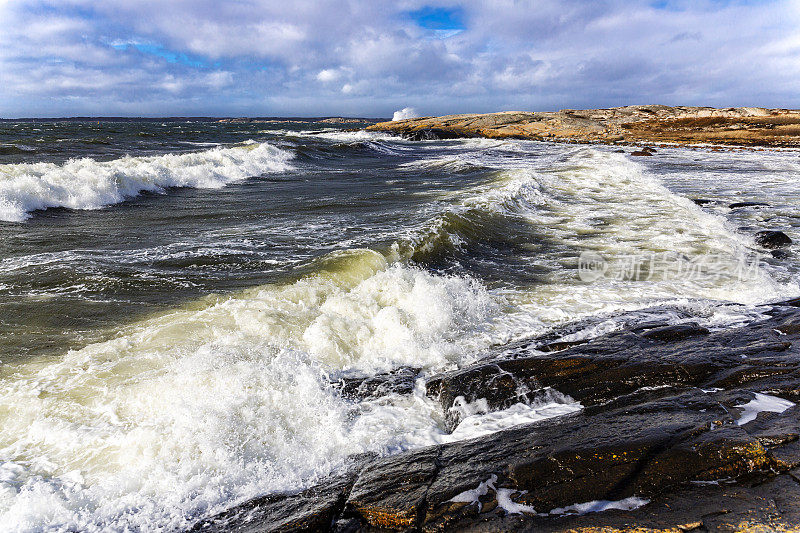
[1,0,799,117]
[316,68,341,82]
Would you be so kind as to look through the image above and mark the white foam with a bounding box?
[444,390,581,443]
[448,475,537,515]
[399,156,482,173]
[295,129,407,143]
[449,475,496,509]
[734,392,795,425]
[548,496,650,515]
[0,251,509,531]
[396,146,798,346]
[488,149,797,332]
[448,474,555,516]
[0,141,293,221]
[497,488,538,514]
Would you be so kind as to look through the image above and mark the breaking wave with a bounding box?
[0,142,293,222]
[0,249,504,531]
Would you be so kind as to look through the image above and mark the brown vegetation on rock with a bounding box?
[366,106,800,148]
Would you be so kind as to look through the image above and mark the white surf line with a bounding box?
[0,141,293,221]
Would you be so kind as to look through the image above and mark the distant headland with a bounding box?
[368,105,800,148]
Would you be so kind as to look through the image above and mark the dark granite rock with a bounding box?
[630,150,652,156]
[534,338,589,352]
[348,388,777,531]
[638,323,709,342]
[755,230,792,249]
[428,306,800,418]
[188,474,356,532]
[335,367,420,401]
[483,472,800,532]
[402,128,474,141]
[742,405,800,449]
[730,201,770,208]
[692,198,716,206]
[345,446,440,530]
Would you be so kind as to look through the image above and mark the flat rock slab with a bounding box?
[189,474,355,532]
[473,473,800,532]
[426,309,800,424]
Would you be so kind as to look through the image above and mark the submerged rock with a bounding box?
[730,201,770,208]
[335,367,420,401]
[755,230,792,249]
[692,198,716,206]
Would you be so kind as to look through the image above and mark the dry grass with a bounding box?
[744,115,800,125]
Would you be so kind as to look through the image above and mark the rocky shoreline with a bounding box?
[365,106,800,148]
[190,298,800,532]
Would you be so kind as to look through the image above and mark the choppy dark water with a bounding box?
[1,119,799,531]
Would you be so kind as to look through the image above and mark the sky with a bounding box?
[0,0,799,118]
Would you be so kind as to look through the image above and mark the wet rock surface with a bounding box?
[335,367,421,401]
[188,474,357,533]
[754,230,793,249]
[189,300,800,532]
[693,198,716,206]
[730,201,770,209]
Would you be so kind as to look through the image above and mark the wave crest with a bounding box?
[0,142,293,222]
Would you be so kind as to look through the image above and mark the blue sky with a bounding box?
[0,0,798,117]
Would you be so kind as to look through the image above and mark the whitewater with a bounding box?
[0,118,798,531]
[0,141,293,222]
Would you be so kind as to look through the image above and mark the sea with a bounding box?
[0,118,798,531]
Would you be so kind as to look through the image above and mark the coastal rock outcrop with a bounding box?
[190,299,800,532]
[366,106,800,147]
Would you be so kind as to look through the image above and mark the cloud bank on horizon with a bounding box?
[0,0,798,117]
